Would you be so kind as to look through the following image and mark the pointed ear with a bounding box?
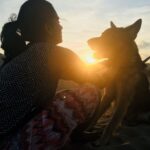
[125,19,142,40]
[110,21,116,28]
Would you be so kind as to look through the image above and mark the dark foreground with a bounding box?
[57,80,150,150]
[64,113,150,150]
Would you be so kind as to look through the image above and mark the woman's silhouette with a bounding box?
[0,0,108,149]
[1,20,26,65]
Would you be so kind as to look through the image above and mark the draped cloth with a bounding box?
[3,85,99,150]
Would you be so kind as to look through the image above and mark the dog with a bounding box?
[87,19,150,146]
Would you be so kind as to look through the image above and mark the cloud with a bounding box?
[139,41,150,49]
[0,0,24,29]
[0,0,149,58]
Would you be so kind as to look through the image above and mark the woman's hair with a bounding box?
[17,0,60,43]
[1,15,26,64]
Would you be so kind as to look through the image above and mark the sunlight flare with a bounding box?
[81,52,108,65]
[85,55,97,64]
[82,52,97,64]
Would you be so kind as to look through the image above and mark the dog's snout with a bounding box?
[87,39,93,46]
[87,37,100,50]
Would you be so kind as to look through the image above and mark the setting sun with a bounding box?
[85,55,97,64]
[82,52,97,64]
[81,52,108,64]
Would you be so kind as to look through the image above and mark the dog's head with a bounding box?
[88,19,142,60]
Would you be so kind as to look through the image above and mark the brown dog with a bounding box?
[87,19,150,146]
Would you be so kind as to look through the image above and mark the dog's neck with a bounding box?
[109,44,143,71]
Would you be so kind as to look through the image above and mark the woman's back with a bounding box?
[0,43,65,135]
[0,42,90,137]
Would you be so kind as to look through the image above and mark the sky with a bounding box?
[0,0,150,62]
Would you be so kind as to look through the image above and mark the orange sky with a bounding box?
[0,0,150,63]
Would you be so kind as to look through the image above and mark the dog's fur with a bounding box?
[87,19,150,145]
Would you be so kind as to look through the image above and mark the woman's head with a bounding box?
[17,0,62,44]
[1,20,26,63]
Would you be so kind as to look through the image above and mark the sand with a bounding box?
[63,111,150,150]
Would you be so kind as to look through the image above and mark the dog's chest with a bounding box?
[108,65,140,90]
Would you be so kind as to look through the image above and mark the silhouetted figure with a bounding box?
[0,0,108,149]
[1,21,26,65]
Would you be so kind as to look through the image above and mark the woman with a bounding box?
[1,20,26,65]
[0,0,108,149]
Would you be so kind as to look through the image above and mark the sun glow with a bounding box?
[80,49,109,65]
[82,53,108,64]
[85,55,97,64]
[82,52,97,64]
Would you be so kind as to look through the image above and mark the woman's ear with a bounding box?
[44,24,52,36]
[125,19,142,40]
[44,24,54,42]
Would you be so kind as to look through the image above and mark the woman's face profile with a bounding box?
[19,17,62,44]
[44,17,63,44]
[52,18,63,44]
[17,0,63,44]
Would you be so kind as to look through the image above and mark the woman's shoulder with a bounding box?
[54,46,80,60]
[0,43,52,70]
[26,43,75,55]
[26,43,76,58]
